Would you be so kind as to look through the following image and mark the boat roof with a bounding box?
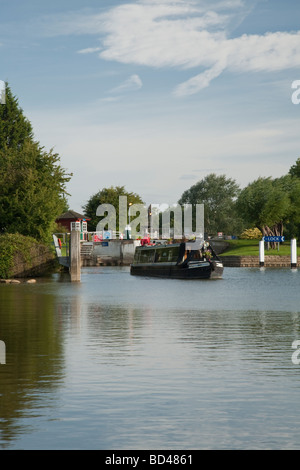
[136,239,207,250]
[136,242,180,249]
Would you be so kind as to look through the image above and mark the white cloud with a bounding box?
[174,61,227,96]
[77,46,102,54]
[110,74,143,94]
[41,1,300,96]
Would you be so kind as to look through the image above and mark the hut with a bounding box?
[56,210,90,235]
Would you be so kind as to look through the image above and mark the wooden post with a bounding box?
[291,238,297,269]
[70,229,81,281]
[259,240,265,267]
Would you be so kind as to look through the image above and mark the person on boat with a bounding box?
[141,236,151,246]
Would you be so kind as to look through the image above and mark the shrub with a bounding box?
[240,228,263,240]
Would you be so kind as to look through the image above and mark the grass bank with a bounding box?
[219,239,296,257]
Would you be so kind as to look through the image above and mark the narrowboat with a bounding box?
[130,240,223,279]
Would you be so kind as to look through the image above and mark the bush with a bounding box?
[240,228,263,240]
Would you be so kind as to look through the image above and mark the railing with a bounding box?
[53,231,124,247]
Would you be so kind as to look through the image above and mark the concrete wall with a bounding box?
[81,239,141,266]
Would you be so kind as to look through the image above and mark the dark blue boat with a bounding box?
[130,240,223,279]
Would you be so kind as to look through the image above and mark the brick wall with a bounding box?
[221,255,300,267]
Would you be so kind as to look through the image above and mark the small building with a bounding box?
[56,210,90,233]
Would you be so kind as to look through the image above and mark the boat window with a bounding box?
[154,248,167,262]
[139,249,155,263]
[168,246,180,262]
[191,250,202,260]
[161,250,169,262]
[154,246,180,263]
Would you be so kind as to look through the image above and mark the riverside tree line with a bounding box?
[83,166,300,242]
[1,84,300,247]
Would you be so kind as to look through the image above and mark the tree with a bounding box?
[289,158,300,178]
[178,173,242,235]
[0,84,71,241]
[82,185,144,231]
[0,84,34,149]
[236,175,299,245]
[283,167,300,239]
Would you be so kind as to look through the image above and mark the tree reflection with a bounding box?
[0,285,65,447]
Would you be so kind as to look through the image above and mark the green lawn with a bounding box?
[220,239,296,256]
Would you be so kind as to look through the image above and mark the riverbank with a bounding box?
[219,238,297,256]
[0,233,57,279]
[79,239,299,268]
[220,255,300,267]
[218,239,299,267]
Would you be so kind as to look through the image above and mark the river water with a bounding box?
[0,266,300,450]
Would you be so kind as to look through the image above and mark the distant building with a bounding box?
[56,210,90,232]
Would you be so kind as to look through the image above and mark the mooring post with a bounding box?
[291,238,297,269]
[70,229,81,281]
[259,240,265,267]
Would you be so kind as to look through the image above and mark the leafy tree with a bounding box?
[82,185,144,231]
[0,84,34,149]
[286,158,300,238]
[289,157,300,178]
[236,175,300,244]
[0,84,71,241]
[178,173,242,235]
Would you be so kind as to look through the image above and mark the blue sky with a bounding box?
[1,0,300,212]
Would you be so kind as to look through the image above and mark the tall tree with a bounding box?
[0,84,34,149]
[289,157,300,179]
[236,176,296,244]
[0,84,71,241]
[285,162,300,238]
[178,173,242,235]
[82,185,144,231]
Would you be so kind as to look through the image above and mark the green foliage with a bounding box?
[83,185,144,231]
[178,173,242,235]
[0,233,38,278]
[240,228,263,239]
[0,85,34,149]
[289,157,300,179]
[236,174,300,239]
[0,84,71,242]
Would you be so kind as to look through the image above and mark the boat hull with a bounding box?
[130,261,223,280]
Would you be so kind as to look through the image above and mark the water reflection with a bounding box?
[1,267,300,449]
[0,284,65,447]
